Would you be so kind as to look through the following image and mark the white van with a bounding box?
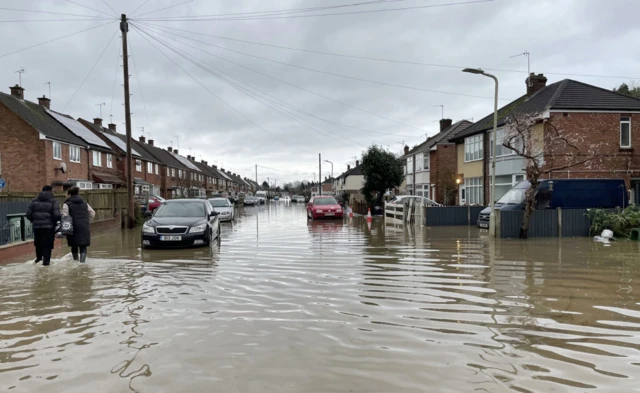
[255,191,267,204]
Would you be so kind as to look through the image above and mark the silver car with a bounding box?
[208,198,234,222]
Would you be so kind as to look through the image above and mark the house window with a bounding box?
[136,160,142,172]
[178,169,183,178]
[155,164,159,175]
[464,177,483,205]
[106,154,113,168]
[53,142,62,160]
[92,151,102,167]
[423,154,429,170]
[406,156,413,174]
[415,184,430,199]
[69,145,81,163]
[171,168,176,178]
[621,117,631,148]
[489,129,517,158]
[75,181,93,190]
[415,153,423,171]
[490,174,525,202]
[147,162,152,173]
[464,134,483,162]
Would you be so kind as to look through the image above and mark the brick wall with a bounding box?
[433,143,458,204]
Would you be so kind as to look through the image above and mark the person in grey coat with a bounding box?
[26,185,61,266]
[62,187,95,263]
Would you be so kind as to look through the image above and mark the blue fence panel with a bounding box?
[500,210,523,238]
[562,209,591,237]
[425,206,486,226]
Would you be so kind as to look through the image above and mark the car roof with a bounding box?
[165,199,207,203]
[208,197,228,200]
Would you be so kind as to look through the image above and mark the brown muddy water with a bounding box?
[1,202,640,392]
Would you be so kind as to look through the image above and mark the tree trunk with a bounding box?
[519,180,538,239]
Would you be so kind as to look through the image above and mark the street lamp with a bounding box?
[463,68,499,237]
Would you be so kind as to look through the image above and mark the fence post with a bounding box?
[467,205,471,225]
[402,202,407,224]
[557,207,562,238]
[422,205,427,226]
[495,209,501,238]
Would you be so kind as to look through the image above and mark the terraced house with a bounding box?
[451,73,640,205]
[0,85,116,192]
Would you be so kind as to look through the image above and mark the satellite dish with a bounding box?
[56,162,67,175]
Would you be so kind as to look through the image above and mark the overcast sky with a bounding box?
[1,0,639,184]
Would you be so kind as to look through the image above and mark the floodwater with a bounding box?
[1,203,640,393]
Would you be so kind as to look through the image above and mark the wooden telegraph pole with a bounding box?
[318,153,322,196]
[120,14,135,228]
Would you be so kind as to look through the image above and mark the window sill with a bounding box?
[69,160,80,164]
[463,159,483,164]
[619,147,633,152]
[53,157,62,161]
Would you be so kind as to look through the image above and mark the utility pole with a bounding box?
[319,153,322,196]
[121,14,135,228]
[255,164,258,191]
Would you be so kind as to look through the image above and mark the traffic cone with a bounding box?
[366,208,372,223]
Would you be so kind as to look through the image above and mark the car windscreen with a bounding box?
[496,188,527,205]
[209,199,229,207]
[155,202,206,217]
[314,197,338,205]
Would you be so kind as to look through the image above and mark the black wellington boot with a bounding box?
[79,252,87,263]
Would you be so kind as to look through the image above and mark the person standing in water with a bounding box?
[62,187,95,263]
[26,185,61,266]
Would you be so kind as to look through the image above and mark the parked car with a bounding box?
[148,195,165,213]
[227,195,237,205]
[294,195,305,203]
[255,191,267,204]
[208,197,234,222]
[273,196,280,201]
[389,195,442,207]
[244,196,258,206]
[141,199,220,248]
[334,196,345,208]
[477,179,629,228]
[307,196,344,220]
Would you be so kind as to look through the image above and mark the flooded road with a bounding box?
[1,202,640,392]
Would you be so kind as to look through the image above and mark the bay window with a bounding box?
[464,177,483,205]
[464,134,483,162]
[415,153,424,171]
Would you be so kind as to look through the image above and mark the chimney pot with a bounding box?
[94,118,102,126]
[148,139,154,146]
[526,72,547,97]
[404,145,409,155]
[38,95,51,109]
[347,164,351,170]
[108,123,116,131]
[174,149,178,154]
[139,135,146,143]
[439,118,452,132]
[168,147,173,152]
[9,84,24,100]
[187,155,191,160]
[356,160,360,167]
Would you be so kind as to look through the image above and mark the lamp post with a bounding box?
[463,68,499,237]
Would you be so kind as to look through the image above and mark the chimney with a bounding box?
[94,118,102,126]
[439,118,452,132]
[201,160,206,165]
[187,155,191,160]
[148,139,154,146]
[356,160,360,167]
[108,123,116,131]
[9,85,24,99]
[347,164,351,171]
[38,95,51,109]
[213,165,217,168]
[168,147,173,152]
[404,145,409,155]
[526,73,547,97]
[174,149,178,154]
[139,135,146,143]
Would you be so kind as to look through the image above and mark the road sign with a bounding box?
[0,178,5,189]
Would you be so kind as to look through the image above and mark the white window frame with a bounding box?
[155,163,159,175]
[178,169,183,178]
[53,142,62,160]
[75,181,93,190]
[92,151,102,167]
[464,134,484,163]
[415,153,424,171]
[423,153,429,170]
[106,154,113,168]
[621,117,631,148]
[147,161,153,173]
[489,128,517,158]
[463,177,484,205]
[69,145,81,163]
[171,168,176,178]
[136,160,142,172]
[406,156,414,174]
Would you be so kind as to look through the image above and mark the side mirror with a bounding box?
[144,210,153,217]
[210,211,219,217]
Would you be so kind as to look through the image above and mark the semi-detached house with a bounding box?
[451,73,640,206]
[0,86,117,192]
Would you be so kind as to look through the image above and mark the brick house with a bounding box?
[0,86,114,192]
[451,73,640,205]
[189,158,221,197]
[401,119,472,204]
[168,150,205,198]
[136,144,190,199]
[322,177,333,194]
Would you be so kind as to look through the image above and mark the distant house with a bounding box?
[451,73,640,205]
[335,161,364,201]
[401,119,472,204]
[0,85,116,192]
[322,177,333,194]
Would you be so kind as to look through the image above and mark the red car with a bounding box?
[147,195,165,213]
[307,196,344,220]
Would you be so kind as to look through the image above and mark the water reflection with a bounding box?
[1,203,640,392]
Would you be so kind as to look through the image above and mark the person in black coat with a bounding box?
[62,187,95,263]
[26,185,61,266]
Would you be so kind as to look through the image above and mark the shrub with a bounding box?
[587,206,640,237]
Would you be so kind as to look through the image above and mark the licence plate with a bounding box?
[325,212,335,216]
[160,236,182,241]
[479,223,488,228]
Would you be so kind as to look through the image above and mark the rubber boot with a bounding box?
[72,252,79,261]
[79,252,87,263]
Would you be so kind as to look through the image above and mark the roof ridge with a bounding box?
[546,79,570,108]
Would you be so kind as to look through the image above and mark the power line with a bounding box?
[0,21,114,59]
[0,18,120,22]
[135,0,405,20]
[128,40,152,138]
[0,6,111,19]
[130,0,153,17]
[66,0,118,18]
[109,38,122,123]
[138,25,422,140]
[136,0,492,21]
[136,22,502,101]
[134,0,194,18]
[63,29,118,111]
[102,0,119,16]
[135,22,640,81]
[131,24,315,156]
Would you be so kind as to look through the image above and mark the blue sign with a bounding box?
[0,178,5,189]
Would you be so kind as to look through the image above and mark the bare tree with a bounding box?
[502,112,606,239]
